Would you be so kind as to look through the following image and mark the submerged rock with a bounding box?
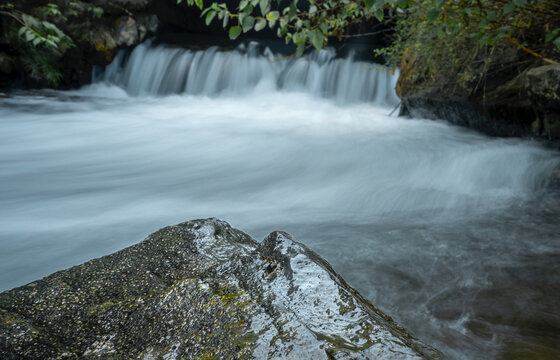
[0,218,440,359]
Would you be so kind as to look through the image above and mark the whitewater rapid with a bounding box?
[96,40,400,105]
[1,42,559,359]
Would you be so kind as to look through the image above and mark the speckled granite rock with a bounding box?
[0,218,441,359]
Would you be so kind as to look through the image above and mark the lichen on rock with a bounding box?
[0,218,441,359]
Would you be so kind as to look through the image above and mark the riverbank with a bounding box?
[398,52,560,142]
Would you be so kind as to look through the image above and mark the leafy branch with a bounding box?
[178,0,560,63]
[0,3,75,85]
[178,0,397,56]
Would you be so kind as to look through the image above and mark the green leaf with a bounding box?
[254,18,266,31]
[375,8,383,21]
[288,3,297,20]
[554,37,560,50]
[311,29,324,50]
[243,4,253,14]
[25,30,36,42]
[205,10,216,25]
[503,2,515,14]
[22,14,40,29]
[259,0,268,15]
[242,15,255,33]
[266,11,279,21]
[229,25,242,39]
[545,29,560,43]
[427,9,439,21]
[513,0,526,7]
[45,39,57,48]
[92,7,103,19]
[222,12,229,28]
[296,41,305,57]
[363,0,375,10]
[42,21,57,32]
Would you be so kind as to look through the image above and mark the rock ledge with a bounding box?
[0,218,441,359]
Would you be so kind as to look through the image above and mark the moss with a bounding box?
[396,48,418,97]
[0,219,440,359]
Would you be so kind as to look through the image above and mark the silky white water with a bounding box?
[1,42,559,359]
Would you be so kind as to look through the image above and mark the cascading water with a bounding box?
[1,40,559,360]
[97,40,400,105]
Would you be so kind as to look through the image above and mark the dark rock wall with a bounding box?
[401,96,536,137]
[397,46,560,141]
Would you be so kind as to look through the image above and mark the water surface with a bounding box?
[1,43,559,359]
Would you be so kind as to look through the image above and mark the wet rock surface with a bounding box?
[397,48,560,141]
[0,218,440,359]
[525,64,560,140]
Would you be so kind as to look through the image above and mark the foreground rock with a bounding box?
[0,218,441,359]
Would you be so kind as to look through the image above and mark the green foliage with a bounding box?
[179,0,560,65]
[177,0,401,53]
[17,13,74,51]
[91,7,104,19]
[0,3,75,85]
[44,3,62,17]
[21,46,65,85]
[376,0,559,89]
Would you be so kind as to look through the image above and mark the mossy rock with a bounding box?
[0,218,441,359]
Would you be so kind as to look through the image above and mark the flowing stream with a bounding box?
[1,41,559,359]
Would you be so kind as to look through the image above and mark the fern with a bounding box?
[20,46,64,86]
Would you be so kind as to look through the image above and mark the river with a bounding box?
[1,41,559,359]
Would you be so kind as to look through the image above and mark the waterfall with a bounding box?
[97,40,400,106]
[3,34,560,360]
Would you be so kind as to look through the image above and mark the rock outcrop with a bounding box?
[0,218,441,359]
[397,47,560,141]
[525,64,560,139]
